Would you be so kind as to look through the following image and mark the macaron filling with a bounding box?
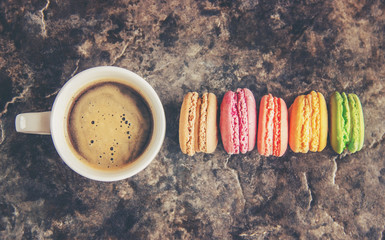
[272,97,281,156]
[199,93,208,152]
[309,91,320,152]
[341,92,351,150]
[237,89,249,154]
[300,96,311,153]
[231,93,240,154]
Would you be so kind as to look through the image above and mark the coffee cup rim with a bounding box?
[50,66,166,181]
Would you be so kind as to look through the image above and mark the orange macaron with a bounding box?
[289,91,328,153]
[257,94,288,157]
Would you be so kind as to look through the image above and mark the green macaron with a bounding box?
[330,91,364,154]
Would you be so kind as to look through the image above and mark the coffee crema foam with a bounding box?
[67,81,153,170]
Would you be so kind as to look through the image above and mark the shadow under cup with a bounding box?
[50,67,166,182]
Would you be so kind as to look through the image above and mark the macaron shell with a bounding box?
[179,92,200,156]
[318,92,328,152]
[258,94,277,156]
[278,98,288,156]
[347,93,364,153]
[257,94,271,155]
[244,88,257,152]
[356,94,365,150]
[220,91,240,154]
[330,91,345,154]
[289,95,305,153]
[205,93,218,153]
[178,92,191,155]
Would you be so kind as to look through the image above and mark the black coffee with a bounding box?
[66,81,153,170]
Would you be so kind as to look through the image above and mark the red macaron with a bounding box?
[220,88,257,154]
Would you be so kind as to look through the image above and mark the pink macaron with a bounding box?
[220,88,257,154]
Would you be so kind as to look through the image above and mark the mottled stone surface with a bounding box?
[1,0,385,239]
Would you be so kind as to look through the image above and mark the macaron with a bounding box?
[289,91,328,153]
[179,92,218,156]
[329,91,364,154]
[220,88,257,154]
[257,94,288,157]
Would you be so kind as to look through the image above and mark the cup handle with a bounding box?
[15,112,51,135]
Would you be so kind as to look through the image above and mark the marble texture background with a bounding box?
[1,0,385,239]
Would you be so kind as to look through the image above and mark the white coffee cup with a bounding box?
[15,66,166,182]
